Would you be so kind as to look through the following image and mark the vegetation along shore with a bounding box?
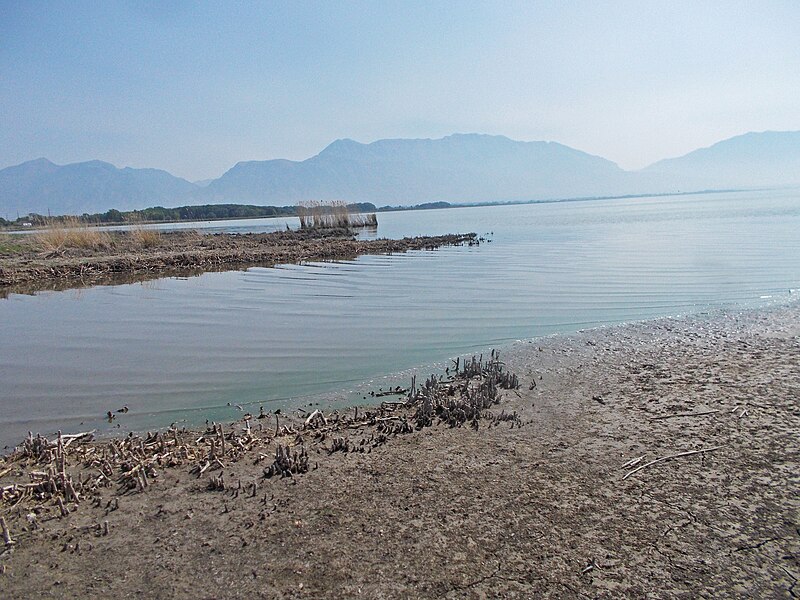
[0,226,479,294]
[0,301,797,597]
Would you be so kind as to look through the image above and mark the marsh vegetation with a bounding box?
[33,217,115,254]
[0,226,477,291]
[297,201,377,230]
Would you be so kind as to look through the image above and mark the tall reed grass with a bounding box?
[126,214,162,248]
[33,217,114,252]
[128,225,161,248]
[297,201,377,229]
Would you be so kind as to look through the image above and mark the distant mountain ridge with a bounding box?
[641,131,800,189]
[1,131,798,217]
[0,158,196,217]
[203,134,633,205]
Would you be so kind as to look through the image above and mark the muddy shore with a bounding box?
[0,302,798,598]
[0,229,479,294]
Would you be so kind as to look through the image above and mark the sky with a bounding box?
[1,0,799,181]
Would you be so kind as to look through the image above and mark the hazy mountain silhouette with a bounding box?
[201,134,634,204]
[0,158,196,217]
[2,131,799,217]
[641,131,800,190]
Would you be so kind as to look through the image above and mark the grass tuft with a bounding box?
[33,217,114,253]
[129,226,162,248]
[125,214,162,248]
[0,234,28,256]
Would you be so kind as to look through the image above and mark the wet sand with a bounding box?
[0,302,798,598]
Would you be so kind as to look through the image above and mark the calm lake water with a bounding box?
[1,189,799,447]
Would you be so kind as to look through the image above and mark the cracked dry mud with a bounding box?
[0,302,798,598]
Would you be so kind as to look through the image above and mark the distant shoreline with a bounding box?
[0,186,774,231]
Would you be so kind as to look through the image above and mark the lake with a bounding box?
[1,189,799,447]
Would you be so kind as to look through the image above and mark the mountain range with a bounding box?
[642,131,800,190]
[2,131,799,218]
[0,158,196,217]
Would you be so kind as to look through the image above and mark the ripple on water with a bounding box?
[1,189,799,446]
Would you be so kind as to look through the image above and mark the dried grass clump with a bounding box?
[129,226,162,248]
[34,217,114,253]
[297,201,377,230]
[125,213,162,248]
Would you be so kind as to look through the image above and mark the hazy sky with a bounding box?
[2,1,799,181]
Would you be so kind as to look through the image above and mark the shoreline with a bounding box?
[0,229,479,293]
[1,186,772,232]
[0,298,793,450]
[1,301,798,597]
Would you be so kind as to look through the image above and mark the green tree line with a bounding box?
[3,203,379,227]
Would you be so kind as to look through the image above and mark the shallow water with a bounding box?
[1,189,799,447]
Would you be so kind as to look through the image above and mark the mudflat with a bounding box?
[0,302,798,598]
[0,228,479,293]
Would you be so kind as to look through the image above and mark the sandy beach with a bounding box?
[0,301,798,598]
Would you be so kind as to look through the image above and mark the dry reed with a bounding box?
[129,226,162,248]
[126,215,162,248]
[33,217,114,253]
[297,201,377,229]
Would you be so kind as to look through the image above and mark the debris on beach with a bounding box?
[0,349,524,524]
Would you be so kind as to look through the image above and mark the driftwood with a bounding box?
[623,446,724,480]
[304,409,327,428]
[620,456,645,469]
[649,410,719,421]
[61,431,95,447]
[1,516,13,547]
[0,348,524,536]
[2,420,266,509]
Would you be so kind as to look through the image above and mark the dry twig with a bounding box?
[623,446,723,480]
